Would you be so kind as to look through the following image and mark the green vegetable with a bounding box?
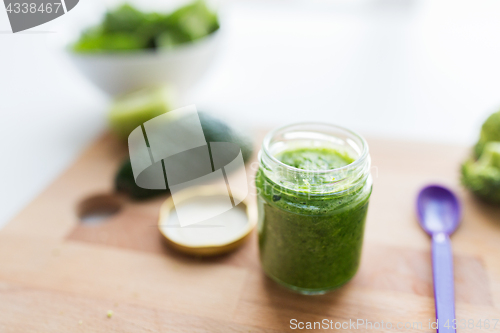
[198,112,254,164]
[115,112,254,199]
[108,85,177,140]
[73,29,148,52]
[462,142,500,204]
[163,0,219,42]
[72,1,219,53]
[102,4,146,34]
[115,159,166,199]
[475,110,500,158]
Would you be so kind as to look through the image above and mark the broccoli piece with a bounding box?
[101,4,167,49]
[136,13,170,48]
[474,110,500,158]
[461,142,500,204]
[102,4,146,34]
[162,0,219,43]
[72,28,148,52]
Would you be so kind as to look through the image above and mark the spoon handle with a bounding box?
[432,233,456,333]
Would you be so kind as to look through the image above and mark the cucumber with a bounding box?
[108,85,177,140]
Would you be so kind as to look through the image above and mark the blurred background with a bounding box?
[2,0,500,226]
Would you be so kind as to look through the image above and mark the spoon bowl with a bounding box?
[417,185,461,235]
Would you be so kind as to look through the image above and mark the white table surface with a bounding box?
[1,0,500,227]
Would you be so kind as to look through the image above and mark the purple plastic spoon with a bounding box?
[417,185,461,333]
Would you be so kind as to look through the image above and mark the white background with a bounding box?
[1,0,500,226]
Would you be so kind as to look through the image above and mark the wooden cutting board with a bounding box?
[1,131,499,333]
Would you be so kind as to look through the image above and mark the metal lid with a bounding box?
[158,186,256,256]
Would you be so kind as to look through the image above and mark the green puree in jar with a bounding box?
[277,147,354,171]
[256,147,371,293]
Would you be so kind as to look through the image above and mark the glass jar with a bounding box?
[255,123,372,295]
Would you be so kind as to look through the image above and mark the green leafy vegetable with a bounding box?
[164,0,218,41]
[72,1,219,53]
[102,4,146,34]
[72,26,149,52]
[475,110,500,158]
[461,142,500,204]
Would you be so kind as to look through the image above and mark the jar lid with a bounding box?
[158,186,256,256]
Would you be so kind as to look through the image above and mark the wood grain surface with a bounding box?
[1,131,499,333]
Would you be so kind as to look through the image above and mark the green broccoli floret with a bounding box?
[462,142,500,204]
[102,4,146,34]
[72,27,148,52]
[475,110,500,158]
[157,0,219,49]
[166,0,219,41]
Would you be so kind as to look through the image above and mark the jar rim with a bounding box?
[262,122,369,175]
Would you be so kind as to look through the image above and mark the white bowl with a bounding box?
[66,30,222,96]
